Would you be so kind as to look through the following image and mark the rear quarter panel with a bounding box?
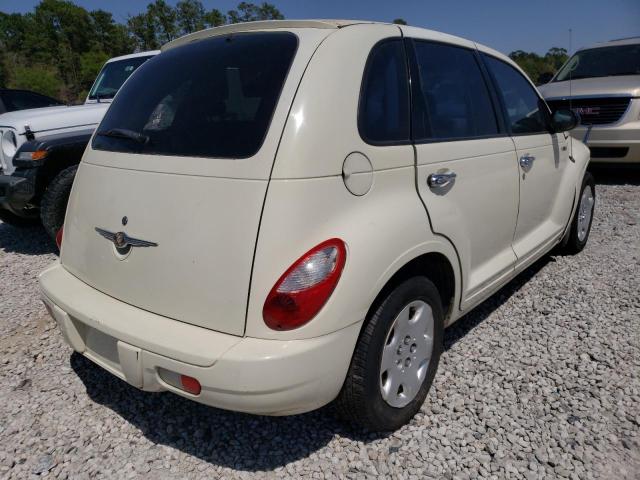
[247,24,461,340]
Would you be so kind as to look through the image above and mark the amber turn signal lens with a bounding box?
[31,150,48,161]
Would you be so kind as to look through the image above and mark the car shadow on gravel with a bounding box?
[0,222,56,255]
[69,256,556,471]
[70,353,388,471]
[444,255,552,351]
[589,164,640,186]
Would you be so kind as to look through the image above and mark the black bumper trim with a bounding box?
[0,175,36,216]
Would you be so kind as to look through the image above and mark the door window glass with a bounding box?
[412,41,499,141]
[484,55,548,134]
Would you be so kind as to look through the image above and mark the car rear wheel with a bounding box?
[40,165,77,240]
[335,276,443,431]
[560,171,595,255]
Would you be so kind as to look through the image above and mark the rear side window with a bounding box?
[411,41,499,141]
[93,32,298,159]
[359,39,410,144]
[3,91,60,111]
[483,55,548,134]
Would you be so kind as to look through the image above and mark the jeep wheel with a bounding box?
[335,277,443,431]
[40,165,78,240]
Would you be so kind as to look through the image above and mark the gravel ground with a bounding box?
[0,167,639,479]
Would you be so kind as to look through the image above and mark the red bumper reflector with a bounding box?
[180,375,201,395]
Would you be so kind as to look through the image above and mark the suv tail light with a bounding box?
[55,227,64,250]
[263,239,347,331]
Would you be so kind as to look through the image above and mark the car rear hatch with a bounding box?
[60,27,332,336]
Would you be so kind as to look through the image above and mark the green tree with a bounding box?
[0,0,288,100]
[392,18,407,25]
[176,0,206,34]
[509,47,568,83]
[147,0,178,44]
[545,47,568,70]
[90,10,133,56]
[227,2,284,23]
[204,8,226,27]
[9,63,63,99]
[127,12,160,50]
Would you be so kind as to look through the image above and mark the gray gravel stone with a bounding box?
[1,170,639,479]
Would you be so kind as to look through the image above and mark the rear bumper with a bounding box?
[0,174,36,216]
[572,120,640,163]
[39,262,360,415]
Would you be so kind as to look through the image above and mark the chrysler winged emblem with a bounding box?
[95,227,158,250]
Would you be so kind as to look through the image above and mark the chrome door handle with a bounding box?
[427,171,457,189]
[519,154,536,169]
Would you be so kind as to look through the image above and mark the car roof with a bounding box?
[162,19,515,67]
[163,19,386,51]
[105,50,161,63]
[579,36,640,51]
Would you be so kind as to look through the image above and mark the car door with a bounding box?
[405,34,520,310]
[482,54,573,268]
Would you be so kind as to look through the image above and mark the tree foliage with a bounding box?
[509,47,569,84]
[0,0,284,103]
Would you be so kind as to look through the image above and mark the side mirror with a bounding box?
[551,108,580,132]
[537,72,554,85]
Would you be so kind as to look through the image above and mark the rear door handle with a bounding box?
[427,171,457,189]
[519,154,536,169]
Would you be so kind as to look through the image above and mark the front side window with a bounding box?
[93,32,298,159]
[554,44,640,82]
[412,41,499,141]
[88,56,154,101]
[359,39,410,144]
[484,55,548,134]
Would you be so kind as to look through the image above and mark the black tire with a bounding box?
[560,171,595,255]
[335,276,444,431]
[0,209,39,227]
[40,165,77,240]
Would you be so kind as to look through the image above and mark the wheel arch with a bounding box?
[366,244,461,330]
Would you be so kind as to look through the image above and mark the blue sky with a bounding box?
[1,0,639,55]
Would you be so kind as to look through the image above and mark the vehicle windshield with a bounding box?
[554,44,640,82]
[92,32,298,159]
[88,56,154,100]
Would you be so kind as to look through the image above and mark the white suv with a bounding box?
[40,20,593,431]
[539,37,640,163]
[0,51,158,175]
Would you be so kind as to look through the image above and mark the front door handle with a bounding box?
[519,154,536,169]
[427,171,457,189]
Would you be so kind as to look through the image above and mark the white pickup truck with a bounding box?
[0,51,158,175]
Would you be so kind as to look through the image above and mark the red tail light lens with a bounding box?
[55,227,64,250]
[180,375,201,395]
[263,238,347,331]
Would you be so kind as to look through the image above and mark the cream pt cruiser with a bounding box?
[39,20,594,431]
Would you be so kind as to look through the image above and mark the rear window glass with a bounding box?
[93,32,298,159]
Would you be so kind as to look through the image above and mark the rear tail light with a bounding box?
[55,227,63,250]
[263,238,347,331]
